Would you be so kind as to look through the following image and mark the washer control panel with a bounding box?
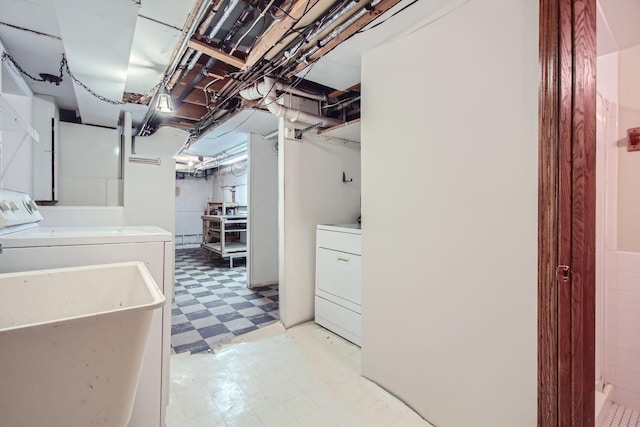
[0,189,43,230]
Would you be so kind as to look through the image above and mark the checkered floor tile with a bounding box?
[171,248,279,354]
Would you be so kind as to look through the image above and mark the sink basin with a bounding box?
[0,262,165,427]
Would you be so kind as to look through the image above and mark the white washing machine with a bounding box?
[0,189,173,427]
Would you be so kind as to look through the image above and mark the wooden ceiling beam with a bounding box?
[328,83,361,98]
[287,0,402,77]
[243,0,322,69]
[162,119,197,130]
[188,39,245,69]
[182,90,208,106]
[173,102,209,120]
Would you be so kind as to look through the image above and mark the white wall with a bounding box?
[0,93,32,193]
[175,176,213,245]
[278,118,361,328]
[248,133,278,287]
[57,122,120,206]
[606,251,640,412]
[360,1,538,426]
[210,163,247,205]
[124,121,187,236]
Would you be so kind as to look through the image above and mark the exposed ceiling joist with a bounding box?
[174,102,209,120]
[242,0,323,70]
[287,0,402,77]
[188,39,245,69]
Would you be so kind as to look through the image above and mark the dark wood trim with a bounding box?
[570,0,597,423]
[558,0,574,424]
[538,0,596,425]
[538,0,560,424]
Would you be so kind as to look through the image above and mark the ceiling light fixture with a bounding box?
[155,86,174,113]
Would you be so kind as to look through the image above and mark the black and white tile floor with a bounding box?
[171,248,279,354]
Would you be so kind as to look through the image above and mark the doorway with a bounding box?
[172,130,280,354]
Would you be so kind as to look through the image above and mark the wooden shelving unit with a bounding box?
[201,202,247,267]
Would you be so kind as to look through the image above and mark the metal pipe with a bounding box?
[136,0,212,135]
[187,51,203,70]
[300,0,383,64]
[197,8,217,36]
[284,0,358,59]
[179,48,195,68]
[168,48,196,88]
[177,57,217,103]
[230,0,276,55]
[206,0,240,43]
[177,2,249,103]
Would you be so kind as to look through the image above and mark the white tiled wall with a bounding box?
[607,251,640,412]
[599,48,640,413]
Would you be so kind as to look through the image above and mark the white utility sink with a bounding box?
[0,262,166,427]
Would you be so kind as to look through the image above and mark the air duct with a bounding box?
[240,77,340,126]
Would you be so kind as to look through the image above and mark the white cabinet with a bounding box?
[315,224,362,345]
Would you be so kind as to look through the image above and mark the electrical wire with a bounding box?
[322,95,360,109]
[356,0,418,34]
[269,0,295,19]
[189,58,319,146]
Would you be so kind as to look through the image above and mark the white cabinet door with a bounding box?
[317,248,362,310]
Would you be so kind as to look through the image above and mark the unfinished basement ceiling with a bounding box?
[0,0,465,146]
[137,0,420,142]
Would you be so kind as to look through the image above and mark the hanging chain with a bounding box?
[59,55,126,105]
[2,51,164,106]
[1,52,46,82]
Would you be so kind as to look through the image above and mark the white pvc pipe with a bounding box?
[259,77,340,126]
[239,79,326,101]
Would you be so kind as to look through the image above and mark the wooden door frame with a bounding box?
[539,0,597,425]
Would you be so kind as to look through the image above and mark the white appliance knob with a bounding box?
[0,201,9,212]
[28,200,39,211]
[9,201,19,211]
[23,200,32,214]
